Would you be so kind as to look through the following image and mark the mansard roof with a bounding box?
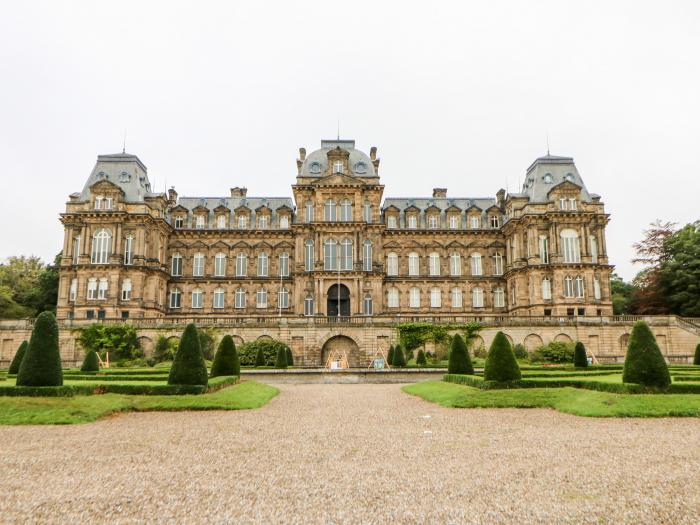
[79,152,160,203]
[300,139,378,178]
[381,197,497,213]
[177,196,294,213]
[521,153,593,203]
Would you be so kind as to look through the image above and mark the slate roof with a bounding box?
[176,196,294,212]
[520,154,592,203]
[300,139,377,178]
[381,198,498,213]
[79,152,154,202]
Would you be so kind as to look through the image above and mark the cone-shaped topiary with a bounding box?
[416,349,427,366]
[210,335,240,377]
[16,312,63,386]
[167,323,208,386]
[275,345,287,369]
[80,350,100,372]
[484,331,521,382]
[573,341,588,368]
[286,347,294,367]
[448,334,474,375]
[694,343,700,366]
[387,345,395,367]
[622,321,671,388]
[8,340,28,375]
[254,346,266,367]
[392,344,406,367]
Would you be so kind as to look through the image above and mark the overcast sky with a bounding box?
[1,1,698,280]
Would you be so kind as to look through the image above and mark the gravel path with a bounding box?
[1,384,699,524]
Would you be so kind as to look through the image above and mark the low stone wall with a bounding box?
[241,368,446,384]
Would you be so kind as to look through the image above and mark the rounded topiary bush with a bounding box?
[80,349,100,372]
[387,345,395,367]
[275,345,287,369]
[573,341,588,368]
[392,344,406,367]
[484,331,521,382]
[694,343,700,366]
[286,346,294,367]
[16,312,63,387]
[416,349,427,366]
[254,346,266,367]
[448,334,474,375]
[8,340,28,375]
[167,323,208,386]
[622,321,671,388]
[210,335,240,377]
[512,343,528,360]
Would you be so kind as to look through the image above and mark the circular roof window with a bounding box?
[543,173,553,184]
[309,162,322,174]
[354,161,367,174]
[564,173,575,182]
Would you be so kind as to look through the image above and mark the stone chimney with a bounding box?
[299,147,306,161]
[230,187,248,198]
[167,187,178,205]
[370,147,377,161]
[496,188,506,208]
[432,188,447,198]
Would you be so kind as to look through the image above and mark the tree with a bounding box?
[210,335,240,377]
[629,221,676,314]
[416,349,427,366]
[167,323,208,386]
[80,350,100,372]
[622,321,671,388]
[275,345,287,369]
[447,334,473,375]
[484,332,521,382]
[77,324,142,361]
[153,336,178,363]
[254,346,266,367]
[8,340,28,375]
[392,344,406,367]
[657,221,700,317]
[573,341,588,368]
[610,273,637,315]
[694,343,700,366]
[197,328,216,360]
[16,311,63,386]
[0,254,61,317]
[285,347,294,367]
[387,345,395,367]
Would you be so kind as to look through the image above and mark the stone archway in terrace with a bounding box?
[619,334,630,354]
[137,336,154,355]
[321,335,360,368]
[230,335,244,346]
[554,333,573,343]
[523,334,544,352]
[471,335,485,352]
[257,335,273,342]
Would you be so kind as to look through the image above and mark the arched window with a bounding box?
[193,253,205,276]
[541,277,552,300]
[575,275,585,298]
[169,288,182,308]
[237,215,248,229]
[428,215,439,229]
[429,253,440,276]
[363,240,372,272]
[324,199,337,221]
[279,252,289,277]
[214,253,226,277]
[386,252,398,276]
[235,288,246,309]
[324,239,337,270]
[564,276,575,297]
[217,215,226,229]
[430,287,442,308]
[340,199,352,221]
[258,215,269,229]
[256,288,268,308]
[560,229,581,263]
[304,295,314,316]
[121,278,132,301]
[472,288,484,308]
[450,253,461,276]
[449,215,460,229]
[235,253,247,277]
[493,287,505,308]
[470,216,480,229]
[363,201,372,223]
[257,253,269,277]
[191,288,203,308]
[195,215,206,229]
[304,240,314,272]
[387,288,399,308]
[279,215,289,229]
[409,287,420,308]
[471,253,483,276]
[278,287,289,309]
[492,253,503,275]
[91,229,111,264]
[340,239,353,270]
[451,288,462,308]
[171,253,183,276]
[213,288,225,309]
[305,201,314,223]
[124,235,134,265]
[408,252,419,276]
[363,294,373,315]
[407,215,418,229]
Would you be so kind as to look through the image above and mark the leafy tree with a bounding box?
[168,323,208,386]
[387,345,395,366]
[416,349,427,366]
[573,341,588,368]
[392,344,406,367]
[8,340,28,374]
[529,341,575,363]
[484,332,521,382]
[694,343,700,366]
[512,343,528,360]
[0,284,34,319]
[285,347,294,367]
[237,340,290,366]
[197,328,216,360]
[275,345,287,369]
[16,312,63,386]
[629,221,676,314]
[622,321,671,388]
[254,346,266,367]
[153,336,178,363]
[210,335,240,377]
[657,221,700,317]
[0,253,61,317]
[80,350,100,372]
[76,324,142,361]
[610,273,637,315]
[447,334,473,374]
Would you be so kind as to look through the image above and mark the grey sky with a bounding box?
[1,1,698,280]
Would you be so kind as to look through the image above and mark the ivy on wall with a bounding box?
[396,322,482,353]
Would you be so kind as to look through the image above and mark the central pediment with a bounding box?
[311,172,365,187]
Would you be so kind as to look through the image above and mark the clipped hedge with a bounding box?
[210,335,240,378]
[416,350,427,366]
[392,345,406,367]
[168,323,208,386]
[484,331,521,382]
[275,345,287,369]
[623,321,671,388]
[694,343,700,366]
[8,341,28,375]
[387,346,395,366]
[81,350,100,372]
[64,374,170,382]
[17,312,63,387]
[447,334,473,375]
[573,342,588,368]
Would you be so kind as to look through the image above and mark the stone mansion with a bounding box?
[56,138,614,322]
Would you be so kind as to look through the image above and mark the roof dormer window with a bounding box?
[355,161,367,174]
[543,173,553,184]
[333,160,343,174]
[564,173,575,182]
[119,172,131,183]
[309,162,321,174]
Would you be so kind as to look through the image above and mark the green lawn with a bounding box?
[403,380,700,417]
[0,381,278,425]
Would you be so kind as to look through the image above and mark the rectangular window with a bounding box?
[490,216,500,228]
[428,215,438,229]
[387,289,399,308]
[97,279,108,300]
[256,289,267,308]
[387,216,397,229]
[594,277,601,300]
[86,309,95,319]
[408,255,419,276]
[493,288,505,308]
[363,203,372,223]
[493,254,503,276]
[363,296,373,315]
[258,255,269,277]
[213,290,224,309]
[69,278,77,301]
[121,279,132,301]
[305,202,314,223]
[72,236,81,265]
[214,255,226,277]
[542,278,552,300]
[217,215,226,229]
[539,236,549,264]
[192,291,203,308]
[172,256,182,276]
[170,290,181,308]
[449,215,459,229]
[258,216,269,229]
[362,242,372,272]
[124,236,133,265]
[278,288,289,309]
[570,198,577,210]
[470,216,480,229]
[193,255,204,276]
[279,253,289,277]
[451,289,462,308]
[409,288,420,308]
[235,290,246,309]
[236,255,247,277]
[305,242,314,272]
[560,198,568,210]
[387,255,398,276]
[430,288,441,308]
[472,289,484,308]
[195,215,205,229]
[590,235,598,263]
[471,255,482,276]
[174,216,184,229]
[304,297,314,316]
[407,216,417,229]
[238,215,248,229]
[450,254,461,276]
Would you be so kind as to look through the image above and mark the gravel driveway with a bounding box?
[1,383,699,524]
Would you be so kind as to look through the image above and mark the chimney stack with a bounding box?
[496,188,506,208]
[230,187,248,197]
[370,147,377,161]
[432,188,447,198]
[168,187,178,205]
[299,147,306,161]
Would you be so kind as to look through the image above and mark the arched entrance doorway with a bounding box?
[321,335,360,368]
[327,284,350,317]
